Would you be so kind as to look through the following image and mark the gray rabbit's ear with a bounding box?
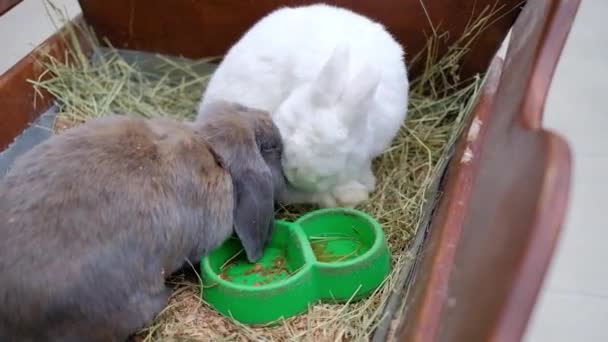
[231,152,275,263]
[198,102,276,262]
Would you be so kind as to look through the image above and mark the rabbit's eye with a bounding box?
[260,141,280,153]
[262,146,279,153]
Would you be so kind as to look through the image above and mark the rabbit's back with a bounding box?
[200,3,408,141]
[0,116,234,341]
[0,116,232,267]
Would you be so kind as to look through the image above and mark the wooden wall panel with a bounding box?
[0,16,88,151]
[77,0,524,80]
[0,0,22,16]
[395,0,579,340]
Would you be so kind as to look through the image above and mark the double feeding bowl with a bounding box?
[200,208,391,324]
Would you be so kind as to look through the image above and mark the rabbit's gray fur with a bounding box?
[0,101,285,342]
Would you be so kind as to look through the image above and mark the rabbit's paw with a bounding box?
[332,181,370,208]
[317,192,339,208]
[360,167,377,192]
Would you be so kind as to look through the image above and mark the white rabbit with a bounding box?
[197,3,409,208]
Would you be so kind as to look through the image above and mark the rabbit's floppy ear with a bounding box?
[341,64,381,128]
[231,155,275,262]
[311,43,351,107]
[199,110,275,263]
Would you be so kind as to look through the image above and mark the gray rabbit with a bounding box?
[0,101,285,342]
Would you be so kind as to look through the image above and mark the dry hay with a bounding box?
[29,1,511,341]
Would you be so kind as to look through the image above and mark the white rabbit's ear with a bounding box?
[341,64,381,128]
[311,43,351,107]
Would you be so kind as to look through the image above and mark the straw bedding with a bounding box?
[28,2,509,341]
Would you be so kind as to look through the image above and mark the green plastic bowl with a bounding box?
[200,208,391,325]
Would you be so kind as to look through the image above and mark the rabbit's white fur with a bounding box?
[198,3,409,208]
